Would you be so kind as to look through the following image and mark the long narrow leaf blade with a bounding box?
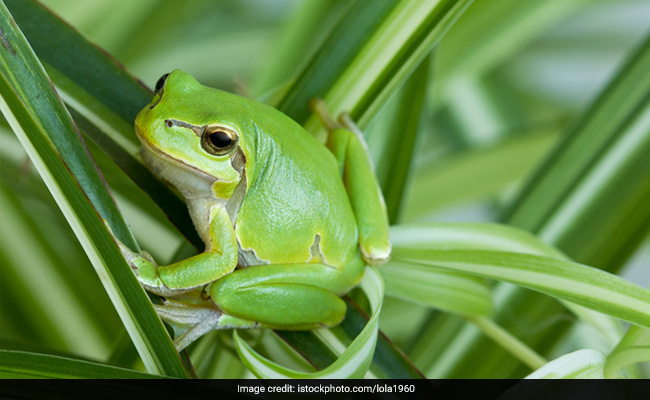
[523,350,606,379]
[498,29,650,273]
[0,1,188,377]
[301,0,474,133]
[0,181,110,355]
[371,57,430,223]
[0,350,166,379]
[380,261,492,317]
[393,247,650,330]
[5,0,202,248]
[276,0,399,124]
[389,223,621,341]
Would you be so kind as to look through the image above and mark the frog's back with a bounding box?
[233,103,359,269]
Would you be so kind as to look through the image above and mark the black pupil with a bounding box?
[209,131,232,148]
[155,73,169,92]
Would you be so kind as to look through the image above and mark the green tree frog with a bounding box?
[117,70,391,349]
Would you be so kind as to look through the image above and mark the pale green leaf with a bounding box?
[393,223,623,346]
[524,349,606,379]
[0,0,189,377]
[393,247,650,330]
[0,350,167,379]
[380,260,491,317]
[303,0,474,134]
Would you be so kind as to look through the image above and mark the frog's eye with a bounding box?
[155,73,170,93]
[201,126,239,156]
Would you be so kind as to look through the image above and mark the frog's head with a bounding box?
[135,70,256,200]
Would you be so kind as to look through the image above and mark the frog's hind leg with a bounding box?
[154,298,258,351]
[209,262,363,330]
[310,100,391,266]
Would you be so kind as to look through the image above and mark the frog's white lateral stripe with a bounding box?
[236,240,270,267]
[307,234,323,263]
[307,233,333,267]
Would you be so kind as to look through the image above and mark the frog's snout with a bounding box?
[134,105,150,142]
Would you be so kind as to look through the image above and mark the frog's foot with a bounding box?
[309,99,364,136]
[310,98,339,131]
[360,245,391,266]
[122,252,184,297]
[108,232,189,297]
[154,298,259,351]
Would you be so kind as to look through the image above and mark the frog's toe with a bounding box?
[361,243,391,266]
[154,300,258,350]
[156,304,223,351]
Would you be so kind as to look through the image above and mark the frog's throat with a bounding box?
[141,138,248,221]
[140,141,219,197]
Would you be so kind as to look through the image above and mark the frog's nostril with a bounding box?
[155,73,170,92]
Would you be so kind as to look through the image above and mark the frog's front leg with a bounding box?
[117,205,237,297]
[311,101,391,265]
[209,261,365,329]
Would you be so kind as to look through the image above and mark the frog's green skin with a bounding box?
[121,70,390,349]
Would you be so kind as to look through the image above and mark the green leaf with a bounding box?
[5,0,202,248]
[604,347,650,379]
[0,181,110,355]
[436,0,593,85]
[0,1,189,377]
[276,0,399,124]
[234,267,383,379]
[393,247,650,331]
[340,298,426,379]
[380,260,491,317]
[300,0,474,134]
[605,324,650,378]
[387,223,620,368]
[523,350,606,379]
[251,0,347,96]
[390,222,565,258]
[0,350,166,379]
[370,57,430,223]
[188,332,249,379]
[4,0,150,125]
[504,31,650,268]
[422,26,650,379]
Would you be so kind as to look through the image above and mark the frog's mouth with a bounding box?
[138,137,217,182]
[138,134,245,192]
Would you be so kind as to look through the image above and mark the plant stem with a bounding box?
[466,315,547,371]
[604,347,650,379]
